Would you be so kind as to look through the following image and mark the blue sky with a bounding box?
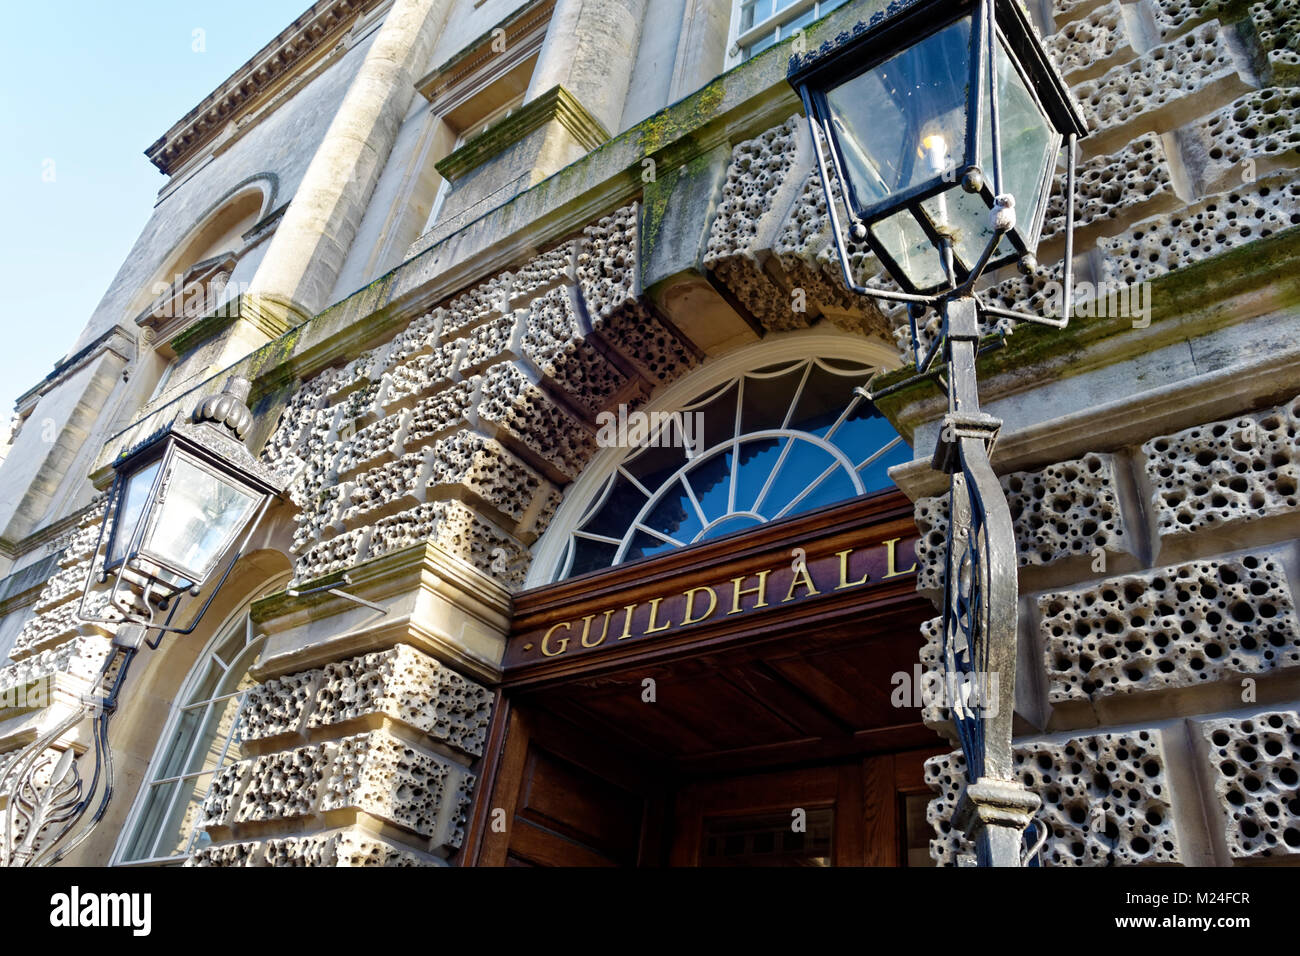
[0,0,308,419]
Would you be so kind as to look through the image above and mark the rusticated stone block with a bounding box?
[1072,22,1249,150]
[703,116,809,331]
[926,728,1179,865]
[1100,176,1300,286]
[1247,0,1300,81]
[914,453,1134,591]
[509,241,577,302]
[321,730,473,847]
[1045,0,1132,77]
[477,362,595,480]
[1199,709,1300,860]
[185,841,263,867]
[576,203,639,322]
[237,669,323,742]
[427,431,548,527]
[522,286,628,414]
[1042,132,1178,240]
[307,644,492,757]
[1179,88,1300,196]
[234,746,329,823]
[261,830,432,867]
[1142,392,1300,539]
[365,499,529,588]
[198,760,251,830]
[1041,550,1300,703]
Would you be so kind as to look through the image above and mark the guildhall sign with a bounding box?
[506,535,919,668]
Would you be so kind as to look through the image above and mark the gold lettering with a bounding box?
[835,547,871,589]
[782,562,820,603]
[540,621,571,657]
[728,569,771,614]
[615,604,638,640]
[579,609,617,648]
[644,596,673,633]
[882,537,918,579]
[681,586,718,626]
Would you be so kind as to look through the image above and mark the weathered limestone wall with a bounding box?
[189,643,489,865]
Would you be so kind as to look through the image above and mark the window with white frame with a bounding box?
[550,354,909,581]
[112,585,283,865]
[728,0,852,65]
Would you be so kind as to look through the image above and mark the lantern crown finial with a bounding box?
[192,375,253,442]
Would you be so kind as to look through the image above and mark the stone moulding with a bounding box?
[144,0,384,176]
[434,85,611,184]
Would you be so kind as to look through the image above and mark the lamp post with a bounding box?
[789,0,1087,866]
[0,376,287,866]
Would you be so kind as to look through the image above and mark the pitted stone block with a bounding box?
[926,728,1179,865]
[0,635,109,692]
[576,203,639,322]
[522,286,628,414]
[234,745,328,823]
[259,830,431,867]
[403,379,477,448]
[1248,0,1300,81]
[237,669,323,742]
[1180,88,1300,195]
[459,311,526,375]
[914,453,1134,591]
[1041,550,1300,703]
[185,841,263,867]
[1072,22,1248,148]
[365,499,529,588]
[321,730,467,844]
[427,431,547,526]
[477,362,595,479]
[1045,0,1132,77]
[594,303,696,388]
[340,451,429,526]
[198,760,251,830]
[307,644,492,757]
[381,343,461,408]
[1199,709,1300,859]
[510,241,577,302]
[442,277,511,339]
[1042,132,1178,239]
[1142,392,1300,539]
[294,527,370,584]
[704,116,808,331]
[383,308,443,368]
[1101,176,1300,285]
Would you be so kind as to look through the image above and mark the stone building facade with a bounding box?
[0,0,1297,867]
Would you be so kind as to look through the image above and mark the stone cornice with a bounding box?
[434,85,610,183]
[14,325,137,414]
[416,0,554,107]
[143,0,385,176]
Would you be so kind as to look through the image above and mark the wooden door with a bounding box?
[467,703,666,866]
[669,747,945,867]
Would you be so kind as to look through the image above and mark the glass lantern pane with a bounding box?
[824,17,972,215]
[920,185,1016,273]
[982,38,1056,247]
[142,454,260,582]
[110,458,161,565]
[871,209,948,290]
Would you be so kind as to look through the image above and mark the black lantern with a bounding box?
[82,375,286,632]
[790,0,1086,294]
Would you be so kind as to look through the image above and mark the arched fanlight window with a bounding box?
[553,355,910,581]
[112,581,283,865]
